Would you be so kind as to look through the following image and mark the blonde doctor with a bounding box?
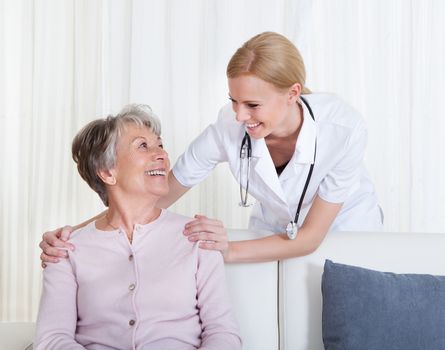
[40,32,383,265]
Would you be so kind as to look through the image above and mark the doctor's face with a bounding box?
[228,74,300,139]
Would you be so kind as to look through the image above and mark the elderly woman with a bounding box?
[34,104,242,350]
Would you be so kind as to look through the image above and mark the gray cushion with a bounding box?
[322,259,445,350]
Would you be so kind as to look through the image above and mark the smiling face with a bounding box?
[228,74,301,139]
[110,123,170,201]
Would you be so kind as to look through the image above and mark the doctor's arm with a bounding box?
[227,196,342,263]
[157,172,191,208]
[185,195,342,263]
[159,113,228,209]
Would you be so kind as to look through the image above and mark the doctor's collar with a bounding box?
[293,99,316,164]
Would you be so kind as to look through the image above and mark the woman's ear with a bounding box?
[288,82,302,104]
[98,168,116,185]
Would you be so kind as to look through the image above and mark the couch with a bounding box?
[1,230,444,350]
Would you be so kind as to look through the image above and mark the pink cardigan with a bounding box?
[35,210,241,350]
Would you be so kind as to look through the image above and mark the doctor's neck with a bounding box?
[266,102,303,141]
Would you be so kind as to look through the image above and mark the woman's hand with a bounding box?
[39,226,75,267]
[183,215,230,260]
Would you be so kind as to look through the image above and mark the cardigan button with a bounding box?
[128,254,133,261]
[129,319,135,326]
[129,283,136,291]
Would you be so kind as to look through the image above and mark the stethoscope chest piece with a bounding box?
[286,221,298,240]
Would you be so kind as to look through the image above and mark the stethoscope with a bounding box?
[239,96,317,240]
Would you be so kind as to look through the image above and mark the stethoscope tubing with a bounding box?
[239,96,317,228]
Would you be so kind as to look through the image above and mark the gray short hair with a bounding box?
[72,104,161,206]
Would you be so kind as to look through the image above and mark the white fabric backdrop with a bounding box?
[1,0,444,321]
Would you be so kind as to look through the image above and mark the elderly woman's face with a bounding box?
[112,123,169,199]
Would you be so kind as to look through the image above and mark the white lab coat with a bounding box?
[172,93,383,233]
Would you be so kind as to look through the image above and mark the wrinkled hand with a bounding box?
[39,225,75,267]
[183,215,230,259]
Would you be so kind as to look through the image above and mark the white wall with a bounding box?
[1,0,444,321]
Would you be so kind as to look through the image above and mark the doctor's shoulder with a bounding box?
[306,93,366,131]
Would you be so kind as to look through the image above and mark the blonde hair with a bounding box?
[227,32,311,94]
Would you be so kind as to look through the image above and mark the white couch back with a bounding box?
[225,230,445,350]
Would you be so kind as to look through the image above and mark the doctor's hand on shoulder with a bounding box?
[181,196,343,264]
[39,225,75,267]
[39,212,107,265]
[183,215,230,260]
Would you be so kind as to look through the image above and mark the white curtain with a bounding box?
[1,0,444,321]
[0,0,131,321]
